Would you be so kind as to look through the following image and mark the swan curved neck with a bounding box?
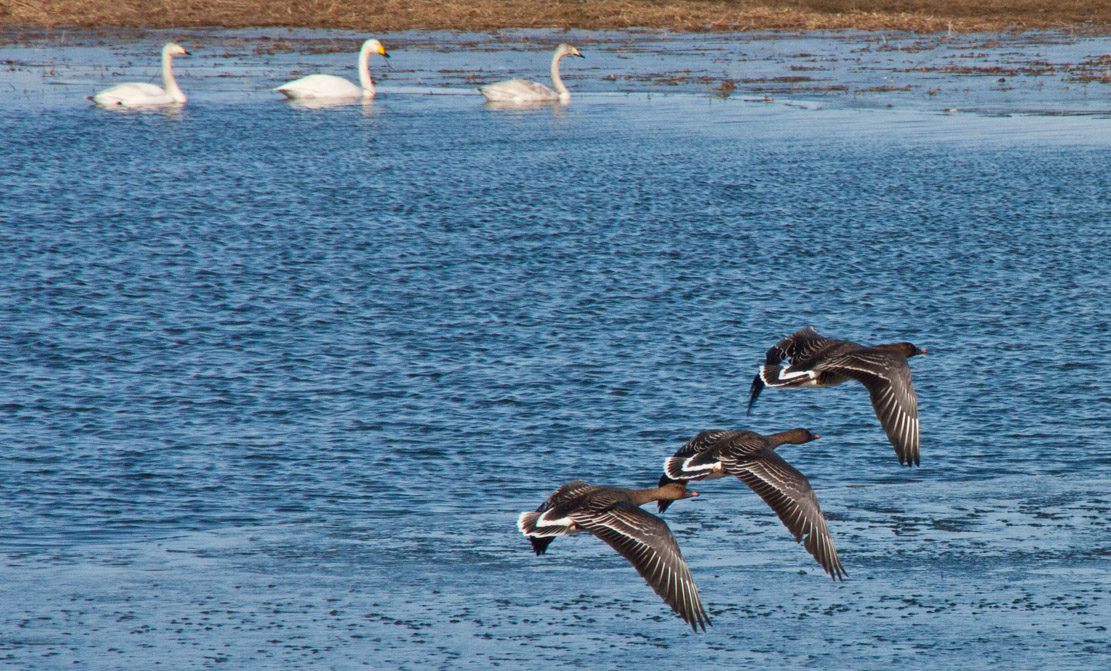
[162,47,186,103]
[550,50,569,99]
[358,42,376,96]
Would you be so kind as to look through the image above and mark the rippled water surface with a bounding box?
[2,27,1110,670]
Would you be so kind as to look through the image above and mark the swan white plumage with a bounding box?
[90,42,189,107]
[479,43,584,104]
[275,39,390,100]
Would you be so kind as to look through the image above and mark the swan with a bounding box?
[479,43,584,104]
[275,39,389,100]
[90,42,189,107]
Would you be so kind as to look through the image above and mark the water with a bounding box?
[2,27,1110,670]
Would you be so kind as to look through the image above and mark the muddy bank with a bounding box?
[4,0,1111,33]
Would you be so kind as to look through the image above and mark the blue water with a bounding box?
[1,27,1110,670]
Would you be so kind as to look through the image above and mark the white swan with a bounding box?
[479,43,584,104]
[275,39,389,100]
[90,42,189,107]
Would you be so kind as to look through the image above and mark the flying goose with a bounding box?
[518,480,710,631]
[659,428,845,581]
[748,327,925,466]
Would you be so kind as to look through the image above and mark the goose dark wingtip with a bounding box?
[827,560,847,582]
[893,435,920,467]
[746,374,764,415]
[689,611,711,632]
[656,473,677,513]
[681,600,712,633]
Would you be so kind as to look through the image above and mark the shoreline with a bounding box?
[4,1,1111,35]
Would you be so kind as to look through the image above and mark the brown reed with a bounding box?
[2,1,1110,33]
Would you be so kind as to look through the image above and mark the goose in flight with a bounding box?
[659,428,845,581]
[748,327,925,466]
[518,480,709,631]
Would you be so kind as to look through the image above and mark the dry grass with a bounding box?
[3,0,1111,33]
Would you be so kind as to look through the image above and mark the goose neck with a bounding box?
[766,429,812,447]
[628,485,686,506]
